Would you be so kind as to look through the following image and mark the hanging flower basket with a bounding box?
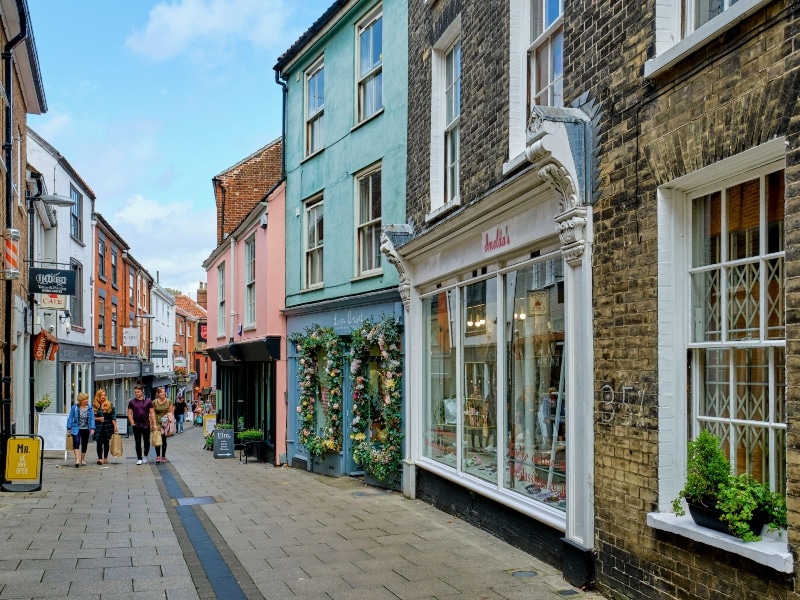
[349,316,403,485]
[290,325,344,457]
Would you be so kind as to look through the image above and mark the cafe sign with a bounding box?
[29,268,75,295]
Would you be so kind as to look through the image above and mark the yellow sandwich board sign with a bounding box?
[3,435,44,492]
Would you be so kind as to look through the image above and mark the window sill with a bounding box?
[425,199,461,224]
[351,108,384,133]
[647,512,792,573]
[301,148,324,164]
[351,270,383,282]
[644,0,770,79]
[303,284,324,292]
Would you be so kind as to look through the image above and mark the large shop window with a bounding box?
[423,256,566,511]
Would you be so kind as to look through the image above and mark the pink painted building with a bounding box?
[204,179,286,464]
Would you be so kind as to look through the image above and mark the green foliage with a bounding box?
[216,423,233,429]
[35,394,52,409]
[673,429,730,513]
[238,428,264,442]
[673,429,787,541]
[716,474,787,542]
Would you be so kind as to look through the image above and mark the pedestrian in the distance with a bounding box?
[93,390,117,464]
[153,387,173,463]
[127,384,155,465]
[174,393,186,434]
[67,392,95,468]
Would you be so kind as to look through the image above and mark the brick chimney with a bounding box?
[196,281,207,309]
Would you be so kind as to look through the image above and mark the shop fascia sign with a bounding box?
[482,219,515,257]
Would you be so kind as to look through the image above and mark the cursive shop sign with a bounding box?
[482,221,515,257]
[29,268,75,295]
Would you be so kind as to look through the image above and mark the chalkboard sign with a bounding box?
[37,413,68,451]
[213,429,234,459]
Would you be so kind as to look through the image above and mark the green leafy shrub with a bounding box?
[237,428,263,442]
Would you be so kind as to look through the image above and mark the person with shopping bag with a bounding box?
[67,393,95,467]
[127,384,155,465]
[93,390,117,464]
[153,387,174,463]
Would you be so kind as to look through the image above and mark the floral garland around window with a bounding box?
[290,325,344,457]
[350,316,403,483]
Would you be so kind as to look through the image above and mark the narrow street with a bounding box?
[0,426,603,599]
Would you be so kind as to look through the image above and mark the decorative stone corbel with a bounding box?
[380,233,411,312]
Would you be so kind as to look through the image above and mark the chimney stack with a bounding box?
[196,281,207,309]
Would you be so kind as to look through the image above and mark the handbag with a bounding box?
[151,428,163,447]
[109,433,123,457]
[66,432,74,450]
[161,414,176,437]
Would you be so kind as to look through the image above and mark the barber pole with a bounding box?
[2,228,20,280]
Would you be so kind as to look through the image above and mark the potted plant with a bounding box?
[672,430,787,541]
[237,428,263,442]
[34,394,52,412]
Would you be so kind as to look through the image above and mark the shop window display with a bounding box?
[421,255,567,511]
[504,261,566,510]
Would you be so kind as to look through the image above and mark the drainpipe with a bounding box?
[2,0,28,480]
[274,69,287,179]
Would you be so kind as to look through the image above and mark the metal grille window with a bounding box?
[357,8,383,122]
[689,168,785,493]
[245,236,256,325]
[356,168,381,275]
[444,39,461,204]
[306,60,324,156]
[528,0,563,108]
[305,198,324,288]
[70,185,83,242]
[217,263,225,338]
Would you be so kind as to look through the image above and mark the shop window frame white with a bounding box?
[427,16,461,221]
[650,138,791,571]
[645,0,771,78]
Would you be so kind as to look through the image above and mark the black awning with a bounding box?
[236,336,281,362]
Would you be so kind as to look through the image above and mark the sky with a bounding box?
[27,0,323,299]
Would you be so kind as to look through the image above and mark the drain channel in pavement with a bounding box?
[154,464,264,600]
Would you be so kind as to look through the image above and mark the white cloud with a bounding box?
[31,108,72,141]
[125,0,294,62]
[111,194,216,297]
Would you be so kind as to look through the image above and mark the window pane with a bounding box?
[727,261,759,340]
[698,348,730,419]
[461,279,498,483]
[504,261,566,511]
[372,17,382,65]
[727,178,760,260]
[545,0,562,28]
[691,269,721,342]
[423,292,458,464]
[692,192,722,267]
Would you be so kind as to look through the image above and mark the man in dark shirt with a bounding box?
[127,384,155,465]
[174,395,187,434]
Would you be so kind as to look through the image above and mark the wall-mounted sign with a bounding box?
[151,349,168,359]
[482,220,515,257]
[122,328,139,347]
[39,293,67,310]
[199,324,207,342]
[29,268,75,295]
[174,356,187,368]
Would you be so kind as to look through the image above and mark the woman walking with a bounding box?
[93,390,117,464]
[153,387,174,463]
[67,392,95,467]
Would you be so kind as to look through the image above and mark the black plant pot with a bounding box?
[687,501,767,537]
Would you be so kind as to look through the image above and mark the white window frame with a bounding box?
[645,0,771,78]
[244,235,256,326]
[217,263,226,338]
[357,6,383,123]
[70,185,83,243]
[428,16,461,220]
[355,165,382,277]
[528,0,563,109]
[305,58,325,157]
[649,138,792,571]
[305,196,324,289]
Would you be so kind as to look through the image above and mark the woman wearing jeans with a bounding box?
[67,393,95,467]
[127,384,155,465]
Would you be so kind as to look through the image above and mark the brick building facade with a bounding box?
[569,0,800,597]
[212,138,282,246]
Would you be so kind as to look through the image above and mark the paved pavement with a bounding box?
[0,424,607,599]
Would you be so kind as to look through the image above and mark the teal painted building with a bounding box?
[274,0,408,476]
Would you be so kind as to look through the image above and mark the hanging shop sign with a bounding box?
[39,293,67,309]
[28,268,75,295]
